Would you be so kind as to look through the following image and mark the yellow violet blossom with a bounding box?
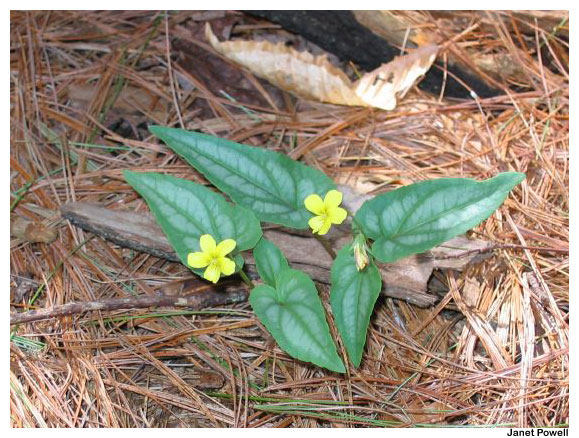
[187,234,236,283]
[304,189,348,235]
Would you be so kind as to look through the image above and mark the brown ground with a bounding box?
[10,11,568,427]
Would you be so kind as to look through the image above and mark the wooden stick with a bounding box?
[11,286,248,325]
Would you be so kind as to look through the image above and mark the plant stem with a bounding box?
[314,234,336,259]
[239,270,255,288]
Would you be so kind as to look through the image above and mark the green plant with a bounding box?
[124,126,525,372]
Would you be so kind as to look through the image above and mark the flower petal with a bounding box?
[187,251,211,268]
[218,256,236,276]
[199,234,216,253]
[304,194,325,215]
[203,262,221,283]
[324,190,343,209]
[308,215,326,234]
[216,239,236,257]
[317,218,333,235]
[328,206,347,225]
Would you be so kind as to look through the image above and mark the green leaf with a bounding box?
[253,238,290,287]
[149,126,336,229]
[330,245,382,368]
[250,269,345,373]
[124,171,262,275]
[354,173,525,263]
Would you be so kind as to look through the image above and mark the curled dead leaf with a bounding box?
[205,23,364,107]
[353,45,438,110]
[205,24,438,111]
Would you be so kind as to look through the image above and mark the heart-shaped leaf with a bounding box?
[149,126,336,229]
[330,245,382,367]
[124,171,262,274]
[354,173,525,263]
[250,269,345,373]
[253,238,289,287]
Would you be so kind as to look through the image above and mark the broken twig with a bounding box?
[11,284,248,325]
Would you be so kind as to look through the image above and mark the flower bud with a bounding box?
[352,233,369,271]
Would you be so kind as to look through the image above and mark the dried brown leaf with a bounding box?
[353,45,438,110]
[205,23,364,107]
[205,23,438,111]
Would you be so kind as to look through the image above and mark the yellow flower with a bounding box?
[187,234,236,283]
[304,189,348,235]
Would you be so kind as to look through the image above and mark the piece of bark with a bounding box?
[60,202,181,263]
[60,185,493,307]
[11,217,57,244]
